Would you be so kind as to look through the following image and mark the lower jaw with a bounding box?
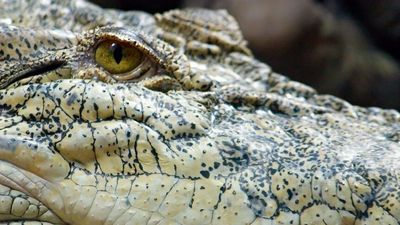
[0,221,57,225]
[0,165,65,224]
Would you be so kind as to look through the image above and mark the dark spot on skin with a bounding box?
[24,39,31,48]
[287,189,293,200]
[67,93,78,106]
[200,170,210,178]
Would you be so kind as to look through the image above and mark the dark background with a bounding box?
[90,0,400,110]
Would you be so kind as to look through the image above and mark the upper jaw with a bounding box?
[0,80,211,224]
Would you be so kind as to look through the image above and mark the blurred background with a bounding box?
[90,0,400,110]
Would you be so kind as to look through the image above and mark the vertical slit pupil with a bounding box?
[110,43,123,64]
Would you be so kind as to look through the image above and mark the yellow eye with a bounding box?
[95,40,143,74]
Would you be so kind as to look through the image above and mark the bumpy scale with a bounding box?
[0,0,399,225]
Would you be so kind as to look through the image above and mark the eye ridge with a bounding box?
[110,43,123,64]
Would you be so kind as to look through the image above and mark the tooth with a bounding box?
[38,205,48,217]
[0,195,12,214]
[0,184,10,194]
[39,209,64,224]
[11,197,30,217]
[23,204,39,219]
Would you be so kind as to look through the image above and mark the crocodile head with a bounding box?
[0,1,400,225]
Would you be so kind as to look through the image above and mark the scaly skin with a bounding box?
[0,0,399,224]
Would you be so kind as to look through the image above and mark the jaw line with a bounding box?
[0,160,66,224]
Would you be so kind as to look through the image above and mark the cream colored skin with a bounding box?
[0,0,400,225]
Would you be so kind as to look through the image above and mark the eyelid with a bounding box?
[112,58,155,81]
[90,26,191,86]
[93,33,163,82]
[94,27,166,67]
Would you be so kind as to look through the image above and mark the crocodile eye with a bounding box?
[95,40,143,74]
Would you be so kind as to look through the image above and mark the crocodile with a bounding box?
[0,0,399,224]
